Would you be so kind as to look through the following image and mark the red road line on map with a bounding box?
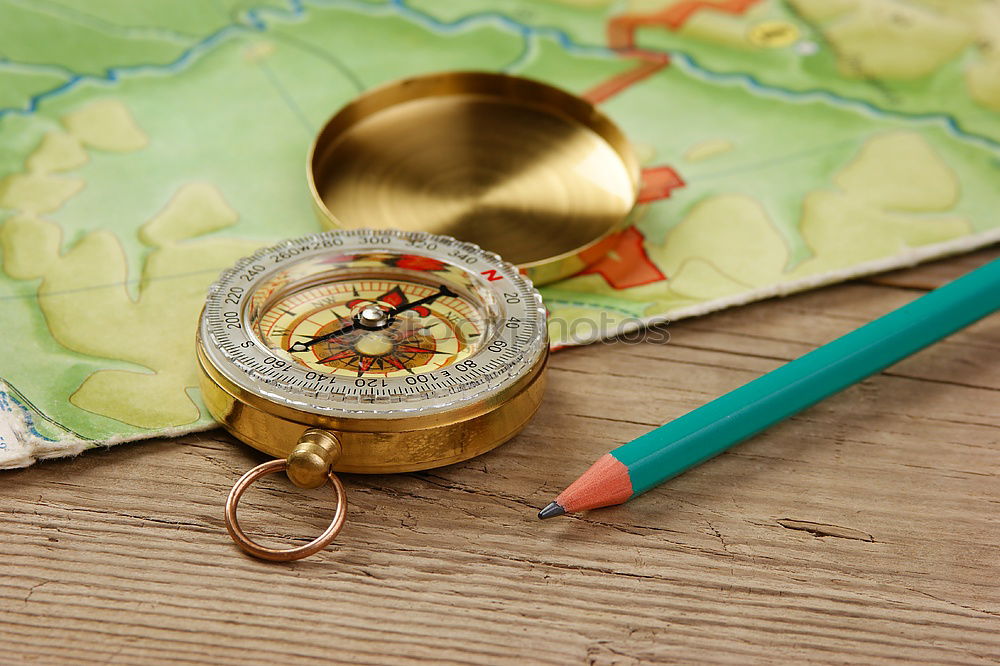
[581,54,670,105]
[609,0,763,49]
[588,0,763,105]
[581,2,760,204]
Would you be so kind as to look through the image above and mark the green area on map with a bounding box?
[1,0,998,463]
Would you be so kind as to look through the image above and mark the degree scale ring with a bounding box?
[199,228,547,420]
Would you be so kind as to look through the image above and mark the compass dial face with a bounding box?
[198,230,547,419]
[255,279,486,378]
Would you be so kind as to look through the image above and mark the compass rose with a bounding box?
[284,283,460,376]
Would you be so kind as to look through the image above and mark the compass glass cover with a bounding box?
[247,251,498,379]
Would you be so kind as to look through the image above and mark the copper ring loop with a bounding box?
[224,459,347,562]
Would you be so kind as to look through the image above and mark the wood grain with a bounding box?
[2,247,998,665]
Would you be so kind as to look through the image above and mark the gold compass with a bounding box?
[197,229,548,560]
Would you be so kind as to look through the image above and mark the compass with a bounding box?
[196,229,548,560]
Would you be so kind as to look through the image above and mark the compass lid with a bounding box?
[308,71,640,286]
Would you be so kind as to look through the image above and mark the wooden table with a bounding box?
[3,249,998,664]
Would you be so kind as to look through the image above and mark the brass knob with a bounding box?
[286,429,342,489]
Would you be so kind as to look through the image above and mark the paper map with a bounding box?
[2,0,999,468]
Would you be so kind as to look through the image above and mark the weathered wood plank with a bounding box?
[1,252,998,664]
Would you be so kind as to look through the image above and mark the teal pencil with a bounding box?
[539,258,1000,519]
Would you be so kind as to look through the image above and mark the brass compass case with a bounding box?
[308,71,641,285]
[196,229,549,478]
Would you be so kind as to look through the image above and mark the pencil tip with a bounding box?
[537,501,566,520]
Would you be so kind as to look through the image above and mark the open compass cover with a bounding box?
[2,0,999,468]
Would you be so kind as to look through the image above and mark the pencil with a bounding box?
[538,258,1000,519]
